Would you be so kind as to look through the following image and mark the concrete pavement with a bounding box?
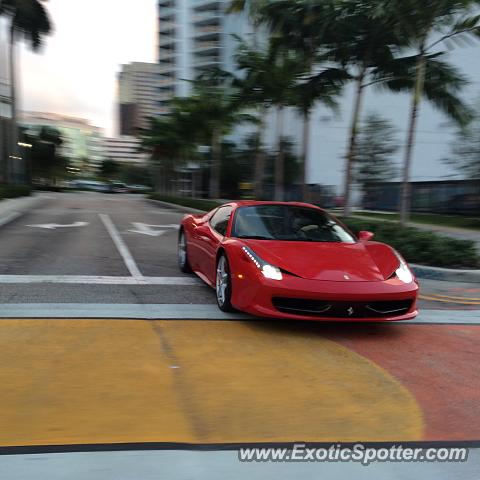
[0,192,479,480]
[1,317,480,447]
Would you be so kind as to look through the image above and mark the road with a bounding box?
[0,192,479,480]
[0,192,211,304]
[0,192,477,308]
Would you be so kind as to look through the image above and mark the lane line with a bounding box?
[422,293,480,301]
[0,304,478,324]
[419,294,480,305]
[99,214,143,278]
[0,276,201,285]
[0,211,22,228]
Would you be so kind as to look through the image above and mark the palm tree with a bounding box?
[234,39,304,200]
[262,0,408,211]
[233,41,271,199]
[258,0,348,201]
[141,103,199,196]
[385,0,480,224]
[191,73,256,199]
[29,125,63,183]
[318,0,409,216]
[266,46,304,202]
[382,52,473,203]
[0,0,52,184]
[289,69,348,201]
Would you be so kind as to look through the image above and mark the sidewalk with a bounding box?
[0,193,52,226]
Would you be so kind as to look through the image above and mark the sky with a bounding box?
[19,0,157,136]
[13,0,480,186]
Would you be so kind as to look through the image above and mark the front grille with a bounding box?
[272,297,413,319]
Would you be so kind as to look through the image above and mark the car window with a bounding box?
[209,206,233,236]
[232,205,356,243]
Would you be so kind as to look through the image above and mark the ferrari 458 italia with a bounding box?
[178,201,419,321]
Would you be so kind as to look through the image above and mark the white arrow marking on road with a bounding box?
[26,222,89,230]
[128,223,179,237]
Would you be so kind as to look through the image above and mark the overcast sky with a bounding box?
[19,0,157,136]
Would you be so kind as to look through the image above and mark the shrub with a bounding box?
[149,194,223,212]
[0,185,32,200]
[341,217,479,269]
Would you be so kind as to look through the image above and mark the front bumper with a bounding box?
[231,271,419,322]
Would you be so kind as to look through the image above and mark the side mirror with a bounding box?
[358,230,374,242]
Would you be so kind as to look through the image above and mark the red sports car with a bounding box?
[178,201,419,321]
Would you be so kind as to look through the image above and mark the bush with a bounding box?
[0,185,32,200]
[149,194,223,212]
[341,217,480,269]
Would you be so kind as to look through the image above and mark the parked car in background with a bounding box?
[127,184,151,194]
[69,180,110,192]
[108,182,129,193]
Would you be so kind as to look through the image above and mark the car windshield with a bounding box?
[233,205,356,243]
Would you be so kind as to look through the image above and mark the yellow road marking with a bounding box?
[424,293,480,301]
[0,320,423,446]
[420,294,480,305]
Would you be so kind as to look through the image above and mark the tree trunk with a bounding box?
[8,21,18,184]
[209,128,221,199]
[343,70,366,216]
[301,109,311,202]
[400,53,426,226]
[254,105,267,200]
[274,106,285,201]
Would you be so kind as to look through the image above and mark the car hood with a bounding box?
[241,240,399,282]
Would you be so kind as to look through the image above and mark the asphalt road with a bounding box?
[0,191,478,309]
[0,192,213,304]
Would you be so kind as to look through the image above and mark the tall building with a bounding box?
[21,112,106,175]
[104,136,149,165]
[0,17,13,183]
[157,0,252,103]
[118,62,164,135]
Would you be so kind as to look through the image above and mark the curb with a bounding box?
[0,194,52,228]
[412,264,480,284]
[148,199,480,284]
[146,198,208,215]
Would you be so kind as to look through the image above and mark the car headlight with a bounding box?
[394,250,413,284]
[242,246,283,281]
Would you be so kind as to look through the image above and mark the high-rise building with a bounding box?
[104,136,149,165]
[118,62,165,136]
[157,0,251,104]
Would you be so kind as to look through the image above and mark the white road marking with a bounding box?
[0,211,22,228]
[0,276,201,285]
[128,223,179,237]
[26,222,89,230]
[99,214,143,278]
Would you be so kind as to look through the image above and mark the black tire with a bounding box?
[178,229,192,273]
[216,253,235,312]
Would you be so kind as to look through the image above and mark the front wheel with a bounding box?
[178,230,192,273]
[216,254,235,312]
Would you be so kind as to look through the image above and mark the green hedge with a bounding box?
[0,185,32,200]
[149,194,222,212]
[342,217,480,269]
